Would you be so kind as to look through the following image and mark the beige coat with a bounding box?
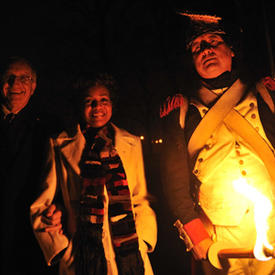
[30,124,157,275]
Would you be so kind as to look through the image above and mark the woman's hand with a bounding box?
[41,204,63,234]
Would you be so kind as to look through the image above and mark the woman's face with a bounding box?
[82,85,112,128]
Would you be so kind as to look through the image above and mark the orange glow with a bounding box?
[233,178,273,261]
[152,138,163,144]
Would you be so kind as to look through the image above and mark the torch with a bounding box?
[208,178,275,269]
[208,242,275,269]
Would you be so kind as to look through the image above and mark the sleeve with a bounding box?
[131,137,157,253]
[30,138,69,266]
[160,102,210,248]
[160,105,198,224]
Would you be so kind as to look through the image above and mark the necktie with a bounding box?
[5,113,15,123]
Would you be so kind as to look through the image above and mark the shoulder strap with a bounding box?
[186,78,275,181]
[224,110,275,182]
[187,79,246,158]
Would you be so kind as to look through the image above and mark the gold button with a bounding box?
[205,144,209,150]
[241,170,247,176]
[202,109,207,114]
[251,114,256,119]
[239,160,244,165]
[249,102,254,108]
[194,169,199,174]
[198,158,203,162]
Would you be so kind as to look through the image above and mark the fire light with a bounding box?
[152,138,163,144]
[208,177,274,269]
[232,178,273,261]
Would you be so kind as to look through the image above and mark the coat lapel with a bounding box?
[55,123,135,175]
[55,125,86,175]
[112,123,135,167]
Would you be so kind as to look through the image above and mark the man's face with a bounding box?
[1,62,36,113]
[82,85,112,128]
[191,33,235,79]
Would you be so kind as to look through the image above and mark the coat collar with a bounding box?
[55,124,85,174]
[55,123,136,175]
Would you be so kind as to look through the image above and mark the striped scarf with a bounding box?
[73,124,144,275]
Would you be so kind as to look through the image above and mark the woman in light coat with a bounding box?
[30,73,157,275]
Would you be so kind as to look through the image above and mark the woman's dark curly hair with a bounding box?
[70,72,119,121]
[73,73,118,103]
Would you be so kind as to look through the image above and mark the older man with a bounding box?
[0,56,62,275]
[160,13,275,275]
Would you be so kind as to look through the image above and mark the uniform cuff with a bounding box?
[183,218,209,245]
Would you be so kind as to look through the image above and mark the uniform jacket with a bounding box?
[160,79,275,226]
[30,123,157,275]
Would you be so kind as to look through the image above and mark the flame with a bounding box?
[233,178,273,261]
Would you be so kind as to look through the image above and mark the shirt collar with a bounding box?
[1,104,12,119]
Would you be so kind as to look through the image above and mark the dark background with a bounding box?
[1,0,274,274]
[1,0,274,135]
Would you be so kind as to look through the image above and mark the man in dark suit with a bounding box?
[0,56,62,275]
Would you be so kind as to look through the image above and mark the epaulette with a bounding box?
[160,93,188,128]
[160,93,187,118]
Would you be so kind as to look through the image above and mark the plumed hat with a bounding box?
[179,12,227,50]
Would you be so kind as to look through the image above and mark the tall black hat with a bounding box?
[179,12,227,50]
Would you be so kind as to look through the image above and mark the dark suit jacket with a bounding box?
[0,101,60,275]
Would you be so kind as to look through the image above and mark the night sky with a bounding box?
[1,1,274,274]
[1,0,274,137]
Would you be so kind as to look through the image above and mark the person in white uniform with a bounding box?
[160,12,275,275]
